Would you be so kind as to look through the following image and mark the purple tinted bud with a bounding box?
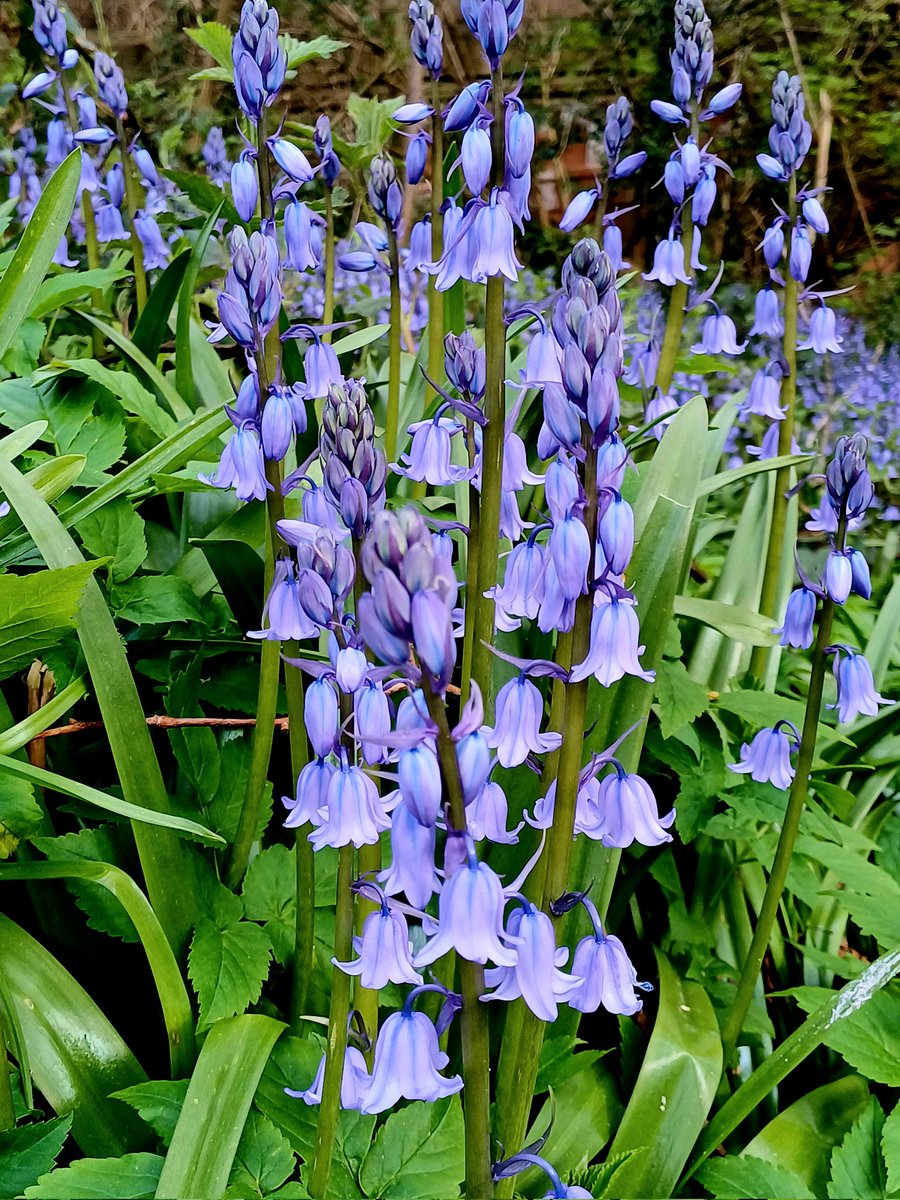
[392,102,434,124]
[132,147,158,186]
[598,492,633,575]
[46,119,69,166]
[411,589,456,689]
[729,724,798,790]
[269,137,315,183]
[457,729,491,802]
[802,195,829,234]
[823,550,852,604]
[847,548,871,600]
[405,131,429,185]
[775,587,816,649]
[231,155,259,222]
[106,164,125,208]
[74,125,116,145]
[505,97,534,177]
[762,222,784,269]
[707,82,742,114]
[32,0,69,60]
[305,676,339,757]
[398,744,443,827]
[232,0,286,121]
[443,80,491,132]
[94,51,128,117]
[462,119,492,195]
[664,159,685,205]
[789,224,811,282]
[549,508,590,601]
[692,166,717,226]
[651,99,688,125]
[23,71,58,100]
[610,151,646,179]
[260,386,295,459]
[757,153,786,180]
[445,330,486,396]
[135,211,169,270]
[476,0,510,67]
[355,681,391,765]
[559,188,600,233]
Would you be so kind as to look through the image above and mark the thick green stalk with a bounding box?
[653,107,699,397]
[494,442,598,1186]
[60,87,103,355]
[115,119,148,314]
[421,679,493,1200]
[459,420,480,706]
[750,177,800,681]
[721,536,840,1066]
[0,1006,14,1131]
[468,66,507,706]
[426,82,445,404]
[323,190,335,338]
[384,228,403,464]
[285,655,313,1025]
[308,843,355,1199]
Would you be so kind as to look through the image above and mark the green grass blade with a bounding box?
[0,913,149,1156]
[0,862,195,1077]
[175,202,224,406]
[133,250,192,361]
[0,755,223,844]
[697,453,814,498]
[0,456,206,959]
[155,1015,284,1200]
[607,951,723,1198]
[865,572,900,691]
[0,678,86,754]
[0,151,81,363]
[75,312,193,422]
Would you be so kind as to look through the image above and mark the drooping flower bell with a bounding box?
[729,721,800,790]
[481,900,581,1021]
[361,989,463,1114]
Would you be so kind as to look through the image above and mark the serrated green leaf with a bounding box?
[0,775,44,857]
[281,33,347,68]
[695,1154,814,1199]
[225,1110,296,1199]
[0,1115,72,1196]
[788,985,900,1085]
[359,1097,464,1200]
[0,562,96,681]
[110,576,202,624]
[29,268,129,320]
[189,915,272,1030]
[882,1103,900,1196]
[827,1098,887,1199]
[65,413,126,486]
[33,826,139,942]
[0,152,81,365]
[76,498,147,583]
[208,733,274,843]
[242,844,296,964]
[24,1152,164,1198]
[2,317,46,375]
[110,1080,188,1148]
[252,1035,323,1161]
[654,659,710,739]
[39,360,176,441]
[185,21,233,68]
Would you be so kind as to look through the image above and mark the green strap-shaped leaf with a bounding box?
[0,456,207,959]
[132,250,192,361]
[0,913,149,1156]
[0,861,196,1077]
[175,202,224,406]
[154,1015,284,1200]
[606,951,722,1199]
[76,312,193,422]
[0,151,81,363]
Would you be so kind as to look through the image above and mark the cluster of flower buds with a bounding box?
[211,226,281,349]
[313,115,341,188]
[203,127,231,186]
[461,0,524,68]
[231,0,286,122]
[757,72,812,181]
[94,51,128,118]
[31,0,76,69]
[319,380,388,537]
[732,436,889,788]
[409,0,443,77]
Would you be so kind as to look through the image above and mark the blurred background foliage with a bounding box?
[1,0,899,340]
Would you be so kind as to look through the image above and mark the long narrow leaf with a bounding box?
[0,862,195,1077]
[175,202,224,406]
[0,151,81,362]
[155,1015,284,1200]
[0,678,86,754]
[0,456,206,958]
[133,250,192,361]
[76,312,193,421]
[0,913,149,1156]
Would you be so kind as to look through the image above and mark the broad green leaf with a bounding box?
[0,151,80,364]
[0,775,45,857]
[282,33,347,68]
[111,1080,189,1149]
[188,909,273,1030]
[743,1076,871,1198]
[788,985,900,1085]
[674,595,778,646]
[185,21,232,68]
[608,951,722,1198]
[331,323,391,357]
[524,1058,622,1186]
[25,1152,164,1198]
[883,1103,900,1196]
[75,312,193,423]
[76,498,147,583]
[155,1015,284,1200]
[29,268,128,320]
[2,317,45,375]
[0,563,95,680]
[0,859,196,1077]
[359,1097,464,1200]
[653,659,710,739]
[132,250,192,362]
[0,755,224,844]
[0,1115,72,1196]
[827,1098,887,1199]
[0,421,48,459]
[697,453,814,497]
[715,689,852,746]
[27,453,87,502]
[175,201,224,406]
[110,576,202,625]
[40,360,176,441]
[695,1155,814,1199]
[31,826,140,942]
[224,1110,296,1200]
[252,1035,322,1161]
[866,572,900,691]
[0,913,148,1156]
[242,843,296,964]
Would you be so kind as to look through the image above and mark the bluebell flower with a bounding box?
[749,286,783,337]
[644,390,679,439]
[398,743,443,827]
[823,549,852,604]
[368,153,403,229]
[268,137,315,184]
[651,100,688,125]
[482,901,581,1021]
[559,188,600,233]
[762,222,785,270]
[134,212,169,270]
[409,0,444,77]
[493,538,546,621]
[285,1045,370,1110]
[598,491,634,576]
[568,901,648,1016]
[593,763,675,847]
[231,153,259,222]
[284,756,336,827]
[442,80,491,132]
[569,593,654,686]
[691,305,746,355]
[334,892,423,988]
[744,362,785,420]
[32,0,70,62]
[789,224,811,282]
[259,386,295,460]
[691,164,717,226]
[802,195,829,234]
[602,220,627,272]
[94,51,128,117]
[798,303,842,354]
[775,587,816,649]
[415,853,517,967]
[548,506,591,601]
[505,96,534,178]
[494,1151,594,1199]
[354,680,391,765]
[456,728,492,802]
[644,229,691,287]
[305,675,339,758]
[200,423,271,501]
[489,674,561,767]
[405,131,429,185]
[847,548,871,600]
[706,82,742,114]
[96,198,127,243]
[829,649,892,724]
[303,334,342,397]
[310,752,390,849]
[202,126,231,186]
[394,416,472,485]
[380,799,441,908]
[467,779,522,844]
[332,641,368,694]
[361,1004,462,1114]
[468,188,522,283]
[251,559,318,642]
[461,118,492,195]
[729,722,800,790]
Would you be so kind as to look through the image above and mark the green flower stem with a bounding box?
[0,1005,15,1132]
[468,66,507,707]
[421,678,493,1200]
[384,228,403,465]
[653,106,699,398]
[115,118,148,315]
[721,518,844,1068]
[459,419,481,707]
[323,190,335,338]
[309,842,355,1200]
[60,85,103,355]
[493,439,598,1184]
[426,83,445,405]
[750,177,800,682]
[285,653,313,1026]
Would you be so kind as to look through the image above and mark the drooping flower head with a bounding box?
[94,51,128,118]
[231,0,287,122]
[409,0,443,77]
